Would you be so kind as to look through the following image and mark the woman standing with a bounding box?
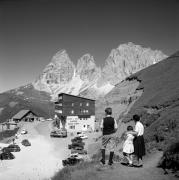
[132,114,145,167]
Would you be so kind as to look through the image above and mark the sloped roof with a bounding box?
[12,110,32,119]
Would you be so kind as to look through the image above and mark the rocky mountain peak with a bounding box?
[101,42,167,85]
[33,42,167,99]
[76,54,101,82]
[51,49,70,64]
[33,49,75,93]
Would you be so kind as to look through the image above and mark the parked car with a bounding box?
[21,139,31,146]
[50,129,67,138]
[62,153,84,166]
[71,148,87,154]
[79,134,88,139]
[2,144,21,152]
[71,136,83,143]
[21,129,28,135]
[68,142,85,150]
[15,133,21,139]
[77,132,88,139]
[0,152,15,160]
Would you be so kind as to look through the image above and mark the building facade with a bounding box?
[12,110,39,122]
[55,93,95,132]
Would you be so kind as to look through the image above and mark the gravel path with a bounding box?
[95,151,177,180]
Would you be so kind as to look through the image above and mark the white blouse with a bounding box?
[135,121,144,136]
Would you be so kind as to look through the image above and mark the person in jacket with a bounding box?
[100,107,118,166]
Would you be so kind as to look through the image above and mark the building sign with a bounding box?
[55,109,62,114]
[67,116,78,122]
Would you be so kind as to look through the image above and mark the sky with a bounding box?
[0,0,178,93]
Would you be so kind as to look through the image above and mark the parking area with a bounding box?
[0,121,101,180]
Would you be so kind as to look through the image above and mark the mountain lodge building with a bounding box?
[12,110,38,123]
[54,93,95,132]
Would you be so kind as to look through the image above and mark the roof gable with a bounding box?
[12,110,33,119]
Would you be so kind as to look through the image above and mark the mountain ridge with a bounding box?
[0,42,167,123]
[33,42,167,100]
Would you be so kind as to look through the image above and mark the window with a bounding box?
[72,103,74,106]
[80,103,82,106]
[71,110,74,114]
[69,125,75,129]
[58,96,62,100]
[86,110,89,113]
[57,103,62,106]
[86,102,89,106]
[83,125,86,128]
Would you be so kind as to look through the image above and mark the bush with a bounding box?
[158,142,179,174]
[0,127,19,141]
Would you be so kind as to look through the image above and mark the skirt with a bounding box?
[133,135,145,157]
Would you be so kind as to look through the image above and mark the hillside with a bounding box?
[122,51,179,149]
[0,84,54,123]
[96,51,179,150]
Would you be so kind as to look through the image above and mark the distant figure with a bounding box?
[123,126,135,166]
[100,107,118,166]
[12,138,15,144]
[129,114,145,167]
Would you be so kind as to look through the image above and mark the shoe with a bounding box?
[133,164,143,168]
[127,164,133,167]
[121,162,129,166]
[108,161,113,166]
[100,159,105,165]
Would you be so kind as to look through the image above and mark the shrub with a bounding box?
[0,127,19,141]
[157,142,179,174]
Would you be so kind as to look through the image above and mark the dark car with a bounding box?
[71,137,83,143]
[68,142,85,150]
[3,144,21,152]
[21,139,31,146]
[50,130,67,138]
[62,154,84,166]
[71,148,87,155]
[0,152,15,160]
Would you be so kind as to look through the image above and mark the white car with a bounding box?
[21,129,28,135]
[78,133,88,139]
[69,153,83,159]
[15,133,21,138]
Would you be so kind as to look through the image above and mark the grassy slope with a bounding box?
[125,52,179,109]
[122,52,179,150]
